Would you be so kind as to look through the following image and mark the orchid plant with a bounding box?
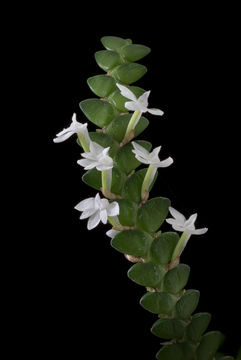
[54,36,240,360]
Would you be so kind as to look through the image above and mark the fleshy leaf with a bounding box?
[111,229,152,258]
[163,264,190,294]
[156,342,195,360]
[196,331,225,360]
[79,99,118,127]
[82,167,126,195]
[186,312,211,343]
[122,168,158,204]
[111,63,147,85]
[121,44,151,62]
[140,292,177,315]
[95,50,122,72]
[136,197,171,233]
[115,199,138,227]
[151,318,186,339]
[128,263,166,288]
[114,140,152,175]
[175,289,200,319]
[101,36,131,51]
[105,114,149,142]
[150,232,179,265]
[87,75,116,98]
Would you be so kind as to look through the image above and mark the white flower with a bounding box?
[116,83,164,116]
[132,142,173,168]
[75,193,120,230]
[166,207,208,235]
[53,113,90,144]
[77,141,113,171]
[106,229,120,239]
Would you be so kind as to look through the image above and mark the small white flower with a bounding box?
[53,113,90,144]
[116,83,164,116]
[166,207,208,235]
[75,193,120,230]
[77,141,113,171]
[106,229,120,239]
[132,142,173,168]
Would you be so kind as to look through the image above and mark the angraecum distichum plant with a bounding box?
[53,36,241,360]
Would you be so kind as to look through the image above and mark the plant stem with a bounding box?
[171,232,190,261]
[77,133,90,152]
[124,110,141,138]
[141,165,155,200]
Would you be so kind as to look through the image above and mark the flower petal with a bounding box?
[77,159,98,169]
[132,141,150,158]
[156,157,174,168]
[53,131,74,143]
[116,83,137,101]
[125,101,140,112]
[80,208,97,219]
[168,207,186,224]
[75,197,95,211]
[192,227,208,235]
[148,108,164,116]
[107,201,120,217]
[100,209,108,224]
[138,91,150,108]
[185,213,198,227]
[87,212,101,230]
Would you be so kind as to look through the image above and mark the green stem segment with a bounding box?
[124,110,141,139]
[108,216,120,228]
[102,170,109,193]
[77,133,90,152]
[171,231,190,261]
[141,165,156,200]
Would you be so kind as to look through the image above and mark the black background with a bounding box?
[16,3,240,358]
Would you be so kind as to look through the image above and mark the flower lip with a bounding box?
[116,83,164,116]
[166,206,208,235]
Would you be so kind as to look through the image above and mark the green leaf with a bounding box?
[82,167,126,195]
[175,290,200,319]
[122,168,158,204]
[164,264,190,294]
[108,85,145,113]
[196,331,225,360]
[111,63,147,85]
[151,318,186,339]
[82,168,101,190]
[150,232,179,265]
[216,356,234,360]
[136,197,171,233]
[140,292,177,315]
[156,342,195,360]
[87,75,116,98]
[88,132,119,157]
[114,140,152,175]
[79,99,118,127]
[101,36,131,51]
[115,199,138,227]
[186,312,211,343]
[128,263,166,288]
[95,50,122,72]
[105,113,149,142]
[121,44,151,61]
[111,229,152,257]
